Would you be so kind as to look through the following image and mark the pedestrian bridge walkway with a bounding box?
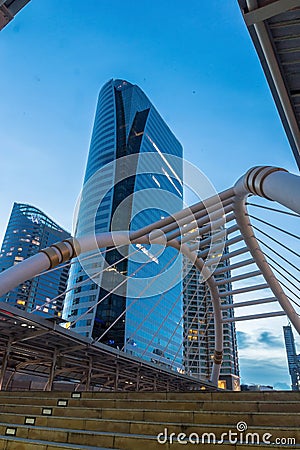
[0,166,299,389]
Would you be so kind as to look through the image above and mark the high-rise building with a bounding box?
[0,203,71,317]
[283,325,300,391]
[63,79,183,369]
[183,245,240,390]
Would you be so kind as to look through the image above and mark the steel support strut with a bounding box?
[0,166,299,388]
[234,166,300,333]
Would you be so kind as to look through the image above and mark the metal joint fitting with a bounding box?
[245,166,287,200]
[63,238,81,259]
[213,350,223,365]
[51,242,72,264]
[39,248,60,269]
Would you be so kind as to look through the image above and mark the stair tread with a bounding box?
[0,416,299,431]
[0,421,146,435]
[0,423,159,440]
[0,431,299,449]
[0,394,298,400]
[0,395,299,402]
[0,434,116,449]
[0,402,298,414]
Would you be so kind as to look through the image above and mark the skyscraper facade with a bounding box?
[0,203,71,317]
[183,247,240,390]
[63,79,183,369]
[283,325,300,391]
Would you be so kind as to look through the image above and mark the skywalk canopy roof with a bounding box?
[238,0,300,169]
[0,0,30,31]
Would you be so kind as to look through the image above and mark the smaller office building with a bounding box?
[0,203,71,318]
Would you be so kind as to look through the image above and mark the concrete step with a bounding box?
[0,395,299,413]
[0,390,299,402]
[0,391,73,398]
[0,434,113,449]
[0,423,298,450]
[50,398,300,413]
[112,408,300,428]
[0,412,298,441]
[0,403,299,427]
[0,423,117,448]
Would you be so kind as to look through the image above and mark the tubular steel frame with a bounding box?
[0,166,299,387]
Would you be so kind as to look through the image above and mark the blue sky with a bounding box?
[0,0,299,388]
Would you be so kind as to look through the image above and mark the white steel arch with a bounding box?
[0,165,299,386]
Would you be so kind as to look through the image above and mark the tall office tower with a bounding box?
[63,79,183,368]
[183,249,240,390]
[0,203,71,317]
[283,325,300,391]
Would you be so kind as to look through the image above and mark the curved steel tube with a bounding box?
[0,166,299,387]
[233,166,300,334]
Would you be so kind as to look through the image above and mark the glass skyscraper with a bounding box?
[63,79,183,370]
[283,325,300,390]
[0,203,71,317]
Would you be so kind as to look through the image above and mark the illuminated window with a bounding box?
[17,299,26,306]
[218,380,226,389]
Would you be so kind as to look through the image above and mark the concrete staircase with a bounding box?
[0,390,298,449]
